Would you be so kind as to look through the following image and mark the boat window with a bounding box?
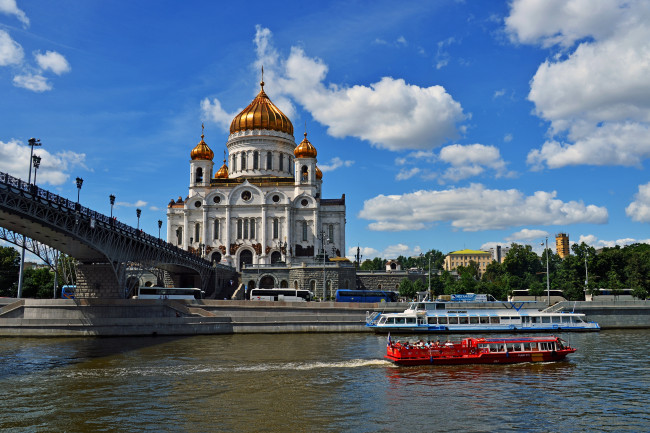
[469,317,479,324]
[438,317,448,324]
[506,343,515,351]
[436,303,446,310]
[523,343,532,351]
[406,317,416,324]
[530,316,539,323]
[395,317,405,324]
[480,317,489,324]
[378,317,386,324]
[489,344,499,352]
[459,317,469,324]
[562,316,570,323]
[427,317,437,325]
[448,317,459,324]
[552,316,561,323]
[510,317,521,323]
[574,316,585,323]
[490,317,500,324]
[542,316,551,323]
[530,342,538,351]
[416,303,426,310]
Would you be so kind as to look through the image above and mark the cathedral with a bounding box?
[166,80,346,281]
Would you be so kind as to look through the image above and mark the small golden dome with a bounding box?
[230,82,293,135]
[190,125,214,160]
[315,165,322,179]
[214,159,229,179]
[294,132,317,158]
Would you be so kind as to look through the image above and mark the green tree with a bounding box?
[22,267,56,298]
[360,257,386,271]
[398,278,417,299]
[0,246,20,297]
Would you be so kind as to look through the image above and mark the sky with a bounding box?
[1,0,650,263]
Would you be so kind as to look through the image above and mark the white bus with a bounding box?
[249,288,313,302]
[135,287,203,300]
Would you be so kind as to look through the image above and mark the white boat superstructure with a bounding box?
[366,301,600,333]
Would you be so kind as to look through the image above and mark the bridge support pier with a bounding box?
[76,264,123,299]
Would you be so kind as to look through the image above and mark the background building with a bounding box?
[556,233,570,258]
[444,249,492,279]
[489,245,510,264]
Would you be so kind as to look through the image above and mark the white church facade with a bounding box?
[166,81,346,277]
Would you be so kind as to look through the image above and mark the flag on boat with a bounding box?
[387,332,391,347]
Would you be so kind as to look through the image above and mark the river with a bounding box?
[0,330,648,432]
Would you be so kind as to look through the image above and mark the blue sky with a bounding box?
[1,0,650,262]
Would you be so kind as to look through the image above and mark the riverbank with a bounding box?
[0,298,648,337]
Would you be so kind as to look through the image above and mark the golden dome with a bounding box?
[294,132,317,158]
[315,165,322,180]
[190,125,214,160]
[230,82,293,136]
[214,159,229,179]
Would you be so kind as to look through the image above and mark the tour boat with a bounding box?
[366,301,600,333]
[385,335,576,366]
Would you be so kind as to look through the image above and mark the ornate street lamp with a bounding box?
[32,155,41,186]
[158,220,163,239]
[109,194,115,219]
[136,208,141,230]
[75,177,83,204]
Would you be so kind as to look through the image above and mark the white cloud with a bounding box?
[493,89,506,98]
[34,50,71,75]
[439,143,513,181]
[396,167,420,181]
[12,72,51,92]
[0,139,87,185]
[578,234,650,248]
[0,29,23,66]
[383,243,422,259]
[251,27,465,151]
[0,0,29,28]
[200,97,238,132]
[506,228,549,241]
[504,133,513,143]
[626,182,650,223]
[319,157,354,173]
[506,0,650,169]
[116,200,148,208]
[358,183,608,232]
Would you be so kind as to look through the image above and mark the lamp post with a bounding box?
[158,220,162,239]
[136,208,141,230]
[75,177,83,204]
[32,155,41,186]
[544,237,550,305]
[584,251,589,292]
[17,138,42,298]
[109,194,115,219]
[319,229,327,300]
[355,245,362,269]
[428,254,432,295]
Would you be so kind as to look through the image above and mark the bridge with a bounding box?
[0,170,235,298]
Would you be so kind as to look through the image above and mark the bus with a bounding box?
[135,287,203,300]
[249,288,313,302]
[61,285,76,299]
[335,289,398,303]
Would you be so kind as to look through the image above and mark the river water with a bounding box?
[0,330,648,432]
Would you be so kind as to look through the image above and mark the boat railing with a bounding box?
[365,311,382,326]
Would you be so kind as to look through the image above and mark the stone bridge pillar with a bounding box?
[76,264,123,298]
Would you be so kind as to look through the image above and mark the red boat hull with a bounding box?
[385,337,576,366]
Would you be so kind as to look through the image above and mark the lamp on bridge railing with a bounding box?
[109,194,115,219]
[32,155,41,186]
[75,177,83,204]
[199,243,205,258]
[158,220,162,239]
[136,208,141,230]
[17,138,42,299]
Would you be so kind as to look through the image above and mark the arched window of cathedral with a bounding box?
[249,218,255,238]
[310,280,316,291]
[195,167,203,183]
[176,227,183,246]
[237,219,243,239]
[272,218,279,239]
[240,152,246,171]
[293,280,299,289]
[302,220,308,241]
[253,151,259,170]
[271,251,281,264]
[214,219,219,239]
[194,223,200,242]
[267,151,272,170]
[279,153,284,172]
[211,252,221,264]
[243,219,249,239]
[301,165,308,181]
[328,224,334,241]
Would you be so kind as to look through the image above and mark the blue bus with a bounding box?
[61,285,76,299]
[335,289,398,303]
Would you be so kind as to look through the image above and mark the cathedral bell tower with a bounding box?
[294,132,319,187]
[189,124,214,190]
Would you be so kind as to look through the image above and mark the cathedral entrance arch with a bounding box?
[211,252,222,264]
[270,251,281,264]
[239,250,253,271]
[260,275,275,289]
